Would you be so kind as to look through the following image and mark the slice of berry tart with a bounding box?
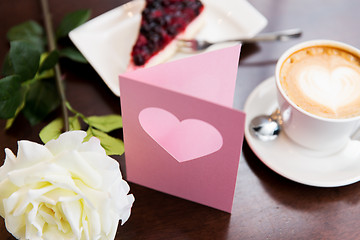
[128,0,205,70]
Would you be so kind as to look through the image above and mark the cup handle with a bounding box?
[351,123,360,140]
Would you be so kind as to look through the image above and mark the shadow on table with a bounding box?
[238,43,261,61]
[238,42,279,66]
[116,182,231,240]
[242,139,360,211]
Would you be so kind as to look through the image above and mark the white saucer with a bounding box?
[244,77,360,187]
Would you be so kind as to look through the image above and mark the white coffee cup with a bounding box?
[275,40,360,154]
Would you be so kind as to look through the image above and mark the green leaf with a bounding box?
[5,118,16,130]
[59,47,88,63]
[39,50,59,73]
[36,68,55,80]
[2,53,14,76]
[39,116,82,143]
[9,40,41,81]
[0,75,26,119]
[22,78,60,125]
[85,114,123,132]
[85,128,124,156]
[7,20,43,41]
[56,9,91,39]
[39,117,63,143]
[6,20,45,52]
[5,97,26,129]
[69,116,81,131]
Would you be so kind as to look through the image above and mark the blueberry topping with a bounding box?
[131,0,204,66]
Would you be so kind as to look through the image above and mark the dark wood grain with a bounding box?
[1,0,360,239]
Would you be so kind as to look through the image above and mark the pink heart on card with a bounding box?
[139,107,223,162]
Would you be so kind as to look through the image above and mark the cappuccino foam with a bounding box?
[280,46,360,119]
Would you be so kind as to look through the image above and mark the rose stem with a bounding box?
[40,0,69,131]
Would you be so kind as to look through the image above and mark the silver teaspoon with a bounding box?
[249,109,282,141]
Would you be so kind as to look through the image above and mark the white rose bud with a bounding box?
[0,130,134,240]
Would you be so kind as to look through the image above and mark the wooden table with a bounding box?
[1,0,360,239]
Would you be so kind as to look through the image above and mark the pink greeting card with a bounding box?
[119,45,245,212]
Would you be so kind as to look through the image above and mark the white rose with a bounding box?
[0,130,134,240]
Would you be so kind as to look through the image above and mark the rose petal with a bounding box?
[78,152,121,189]
[55,150,102,189]
[8,162,67,187]
[78,136,106,155]
[83,203,101,238]
[0,179,18,217]
[13,185,57,217]
[0,149,17,182]
[0,150,15,184]
[27,202,44,237]
[4,189,27,217]
[45,130,87,156]
[17,140,53,167]
[3,211,25,239]
[61,200,82,238]
[112,179,134,225]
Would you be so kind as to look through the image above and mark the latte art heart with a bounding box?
[297,65,360,111]
[280,45,360,119]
